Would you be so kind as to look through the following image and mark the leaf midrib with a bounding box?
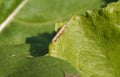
[0,0,28,32]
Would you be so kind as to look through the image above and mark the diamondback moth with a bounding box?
[52,24,67,42]
[52,19,72,42]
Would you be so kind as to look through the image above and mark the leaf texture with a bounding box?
[49,1,120,77]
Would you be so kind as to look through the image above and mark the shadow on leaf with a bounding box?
[26,32,55,57]
[103,0,118,7]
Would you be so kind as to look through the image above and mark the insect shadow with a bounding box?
[25,32,55,57]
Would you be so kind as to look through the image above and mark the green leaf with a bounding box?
[0,0,105,45]
[0,0,116,76]
[49,1,120,77]
[0,0,106,56]
[0,53,79,77]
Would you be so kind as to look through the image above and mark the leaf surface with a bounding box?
[49,1,120,77]
[7,56,79,77]
[0,0,106,55]
[0,0,117,76]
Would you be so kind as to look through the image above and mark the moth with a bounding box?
[52,24,67,42]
